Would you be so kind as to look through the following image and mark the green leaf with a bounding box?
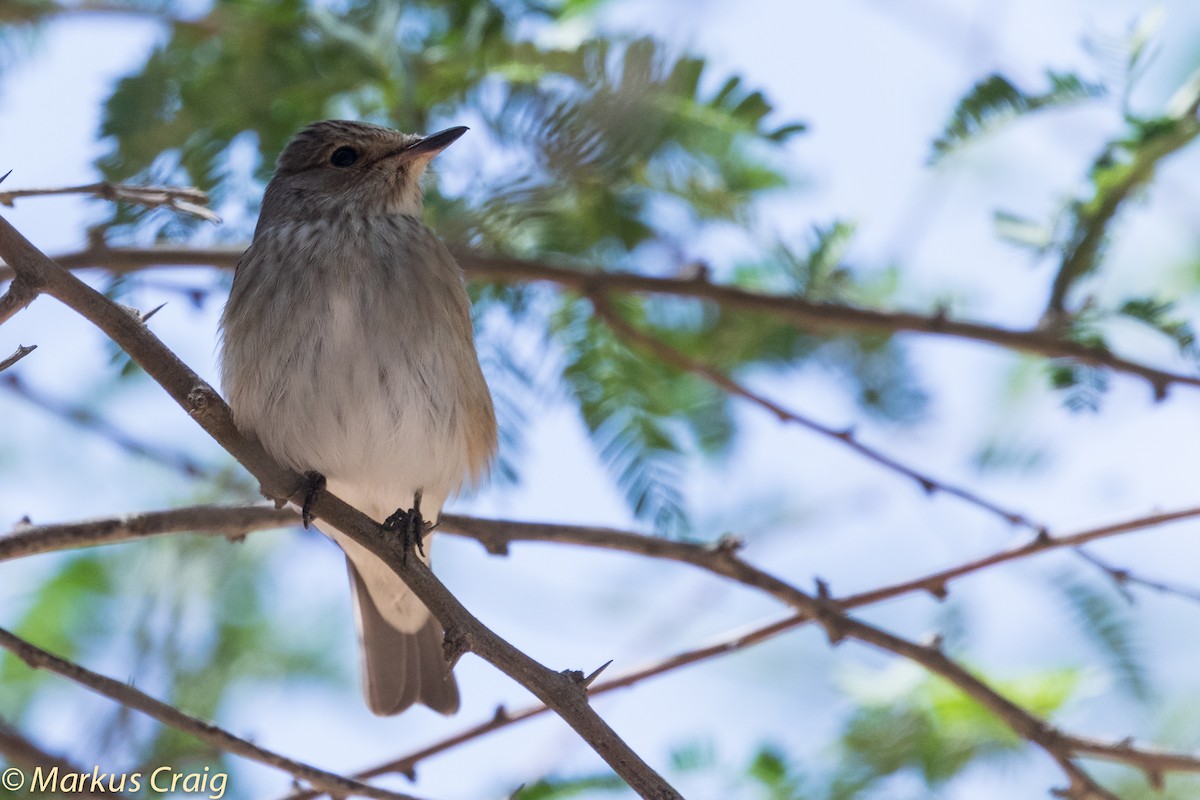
[839,664,1080,788]
[1057,573,1150,701]
[993,210,1055,252]
[513,773,625,799]
[746,745,801,797]
[932,70,1106,161]
[1118,297,1198,359]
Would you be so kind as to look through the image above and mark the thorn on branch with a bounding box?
[925,580,949,601]
[0,170,10,187]
[1152,380,1169,403]
[812,579,847,645]
[86,226,107,250]
[712,534,743,555]
[583,659,614,688]
[480,537,510,557]
[679,261,711,282]
[918,478,938,495]
[140,302,168,323]
[492,704,510,724]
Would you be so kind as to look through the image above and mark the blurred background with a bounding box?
[3,0,1200,797]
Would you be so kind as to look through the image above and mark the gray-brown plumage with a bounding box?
[219,120,497,715]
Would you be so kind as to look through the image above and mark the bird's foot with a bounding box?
[301,472,327,529]
[383,489,438,565]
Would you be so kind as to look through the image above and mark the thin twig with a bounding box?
[0,629,425,800]
[0,343,35,372]
[5,243,1199,397]
[0,182,219,223]
[1073,547,1200,605]
[0,214,681,800]
[839,506,1200,608]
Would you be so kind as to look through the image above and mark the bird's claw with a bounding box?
[383,489,437,565]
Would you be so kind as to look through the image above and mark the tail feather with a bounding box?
[347,559,460,716]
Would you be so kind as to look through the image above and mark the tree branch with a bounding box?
[1046,105,1200,317]
[5,242,1198,397]
[0,343,35,372]
[0,182,218,222]
[0,505,296,562]
[0,629,425,800]
[0,214,680,799]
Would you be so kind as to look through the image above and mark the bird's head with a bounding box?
[258,119,466,226]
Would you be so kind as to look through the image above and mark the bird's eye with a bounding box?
[329,146,358,167]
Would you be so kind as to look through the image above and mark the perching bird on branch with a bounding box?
[220,120,497,715]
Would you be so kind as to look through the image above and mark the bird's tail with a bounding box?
[345,557,460,715]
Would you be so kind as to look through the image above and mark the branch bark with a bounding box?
[0,505,296,562]
[6,242,1198,396]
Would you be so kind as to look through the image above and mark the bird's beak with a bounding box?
[388,126,468,165]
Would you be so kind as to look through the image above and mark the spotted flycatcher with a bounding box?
[219,120,497,715]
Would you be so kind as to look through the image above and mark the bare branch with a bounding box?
[0,182,219,223]
[0,629,425,800]
[839,506,1200,608]
[0,505,296,562]
[1073,547,1200,605]
[0,215,681,799]
[590,294,1043,531]
[0,343,35,372]
[5,243,1198,396]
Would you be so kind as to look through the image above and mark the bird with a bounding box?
[219,119,497,715]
